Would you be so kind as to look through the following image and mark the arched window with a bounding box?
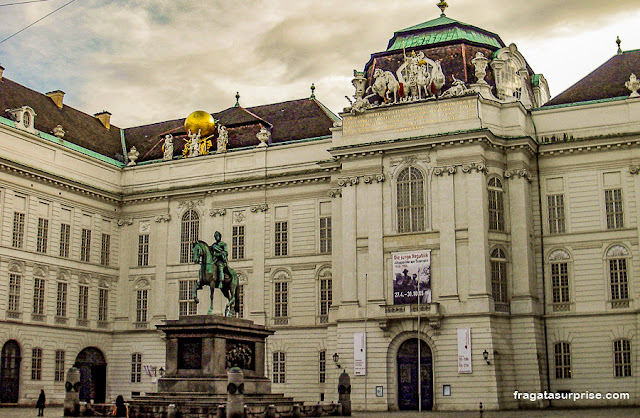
[488,177,505,231]
[490,248,508,311]
[396,167,425,233]
[606,245,630,308]
[180,210,200,263]
[613,339,632,377]
[318,267,332,323]
[273,270,290,324]
[549,249,571,312]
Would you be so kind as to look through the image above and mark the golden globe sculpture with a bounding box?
[184,110,216,137]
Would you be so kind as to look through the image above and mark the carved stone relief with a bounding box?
[209,208,226,217]
[250,203,269,213]
[155,214,171,223]
[505,169,532,182]
[233,211,246,224]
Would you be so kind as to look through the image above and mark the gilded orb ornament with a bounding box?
[184,110,216,137]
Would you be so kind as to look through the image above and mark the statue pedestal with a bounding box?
[157,315,274,395]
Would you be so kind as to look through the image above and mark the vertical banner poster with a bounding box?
[354,332,366,376]
[392,250,431,305]
[457,328,472,374]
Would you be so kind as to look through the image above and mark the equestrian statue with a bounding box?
[192,231,240,316]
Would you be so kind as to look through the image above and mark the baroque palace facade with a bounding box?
[1,7,639,412]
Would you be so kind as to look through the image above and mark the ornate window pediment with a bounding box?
[607,245,630,258]
[549,249,571,261]
[491,44,533,108]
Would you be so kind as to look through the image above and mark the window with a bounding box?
[274,279,288,318]
[37,218,49,253]
[100,234,110,266]
[98,288,108,322]
[554,342,571,379]
[609,258,629,301]
[605,189,624,229]
[136,289,148,323]
[319,350,326,383]
[31,348,42,380]
[488,177,505,231]
[55,350,65,382]
[237,284,244,318]
[81,228,91,262]
[138,234,149,266]
[320,217,332,254]
[179,279,197,316]
[273,351,285,383]
[59,223,71,258]
[33,278,45,315]
[131,353,142,383]
[78,285,89,320]
[232,225,245,259]
[551,262,569,303]
[12,212,25,248]
[490,248,508,309]
[56,282,68,317]
[8,272,21,312]
[396,167,425,233]
[274,221,288,257]
[547,194,565,234]
[614,339,632,377]
[319,273,332,321]
[180,210,199,263]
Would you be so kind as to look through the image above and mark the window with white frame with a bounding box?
[180,210,199,263]
[33,277,45,315]
[607,245,630,305]
[273,351,285,383]
[396,167,425,233]
[37,218,49,253]
[549,249,570,310]
[488,177,505,231]
[605,188,624,229]
[131,353,142,383]
[100,233,110,266]
[232,225,245,260]
[12,212,25,248]
[31,348,42,380]
[179,279,197,316]
[136,289,148,323]
[138,234,149,266]
[98,287,109,322]
[8,271,21,312]
[274,272,289,318]
[55,350,65,382]
[490,248,508,307]
[614,339,632,377]
[554,342,571,379]
[81,228,91,262]
[274,221,288,257]
[59,223,71,258]
[547,194,565,234]
[78,284,89,320]
[320,217,332,254]
[319,350,326,383]
[318,267,332,322]
[56,281,68,317]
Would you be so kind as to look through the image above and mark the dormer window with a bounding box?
[491,43,533,108]
[6,106,37,133]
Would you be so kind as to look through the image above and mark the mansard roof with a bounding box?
[387,14,505,52]
[0,76,125,162]
[545,49,640,107]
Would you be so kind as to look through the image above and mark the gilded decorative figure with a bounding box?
[192,231,240,316]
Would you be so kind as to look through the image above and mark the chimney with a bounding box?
[0,64,4,80]
[94,111,111,130]
[46,90,65,109]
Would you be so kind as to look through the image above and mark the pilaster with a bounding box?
[437,170,458,298]
[340,177,358,305]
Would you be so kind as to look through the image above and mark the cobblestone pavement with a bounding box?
[1,406,640,417]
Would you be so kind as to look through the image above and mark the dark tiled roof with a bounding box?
[0,77,125,161]
[545,49,640,107]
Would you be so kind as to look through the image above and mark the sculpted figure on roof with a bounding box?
[217,125,228,153]
[162,134,173,161]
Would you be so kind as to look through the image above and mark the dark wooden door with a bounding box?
[76,347,107,403]
[397,339,433,411]
[0,340,21,403]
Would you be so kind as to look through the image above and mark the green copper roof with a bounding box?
[387,15,503,51]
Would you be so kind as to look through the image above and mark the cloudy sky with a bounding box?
[1,0,639,128]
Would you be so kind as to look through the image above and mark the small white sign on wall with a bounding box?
[457,328,472,374]
[354,332,366,376]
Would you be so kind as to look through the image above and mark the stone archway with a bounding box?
[0,340,21,403]
[75,347,107,403]
[397,338,433,411]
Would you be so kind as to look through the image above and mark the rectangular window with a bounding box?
[56,282,68,317]
[614,340,632,377]
[319,350,326,383]
[98,288,108,321]
[609,259,629,301]
[232,225,245,260]
[12,212,25,248]
[273,351,285,384]
[59,223,71,258]
[274,221,288,257]
[131,353,142,383]
[138,234,149,266]
[37,218,49,253]
[100,234,110,266]
[136,289,148,323]
[55,350,65,382]
[605,189,624,229]
[33,278,45,315]
[320,217,332,254]
[274,281,288,317]
[31,348,42,380]
[179,280,197,316]
[551,262,569,304]
[547,194,565,234]
[81,228,91,262]
[319,278,332,317]
[78,285,89,320]
[8,273,21,312]
[554,342,571,379]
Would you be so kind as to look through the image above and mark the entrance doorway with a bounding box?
[397,338,433,411]
[75,347,107,403]
[0,340,21,403]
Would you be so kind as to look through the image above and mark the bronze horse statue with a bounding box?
[192,240,240,316]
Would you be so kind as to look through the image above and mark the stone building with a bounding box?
[0,6,639,412]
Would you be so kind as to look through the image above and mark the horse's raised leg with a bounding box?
[207,287,214,315]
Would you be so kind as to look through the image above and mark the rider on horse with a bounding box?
[210,231,228,290]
